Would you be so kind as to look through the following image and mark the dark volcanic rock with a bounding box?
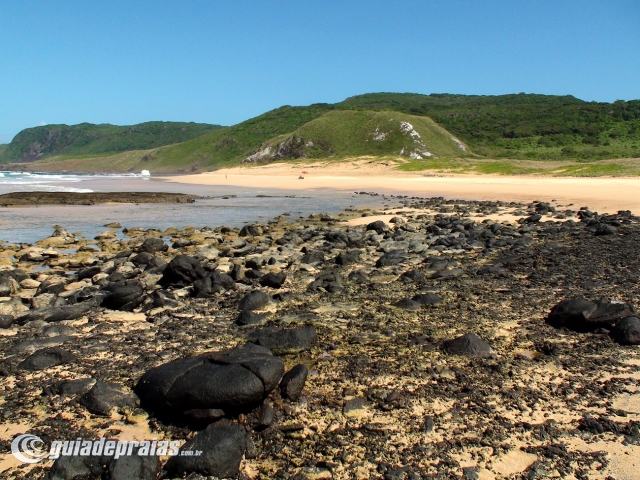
[307,273,343,293]
[610,316,640,345]
[45,455,105,480]
[401,270,426,282]
[259,272,287,288]
[280,364,308,401]
[393,298,421,311]
[300,251,325,265]
[101,281,144,311]
[130,252,167,271]
[55,378,97,397]
[45,448,161,480]
[247,326,318,355]
[80,381,139,416]
[77,265,102,281]
[236,310,266,326]
[161,255,206,287]
[15,300,95,325]
[589,301,636,326]
[164,422,247,479]
[413,293,442,305]
[0,314,13,328]
[546,297,598,330]
[0,191,197,206]
[135,343,284,419]
[105,451,162,480]
[137,237,168,254]
[376,249,407,267]
[239,225,260,237]
[336,250,361,265]
[547,297,635,331]
[366,220,389,234]
[441,333,492,358]
[238,290,270,311]
[17,347,76,370]
[193,271,236,297]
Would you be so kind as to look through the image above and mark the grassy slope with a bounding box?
[125,104,334,171]
[257,110,470,159]
[0,121,223,163]
[10,92,640,175]
[337,93,640,160]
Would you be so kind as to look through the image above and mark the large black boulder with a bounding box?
[441,333,492,358]
[610,316,640,346]
[18,347,76,370]
[101,281,144,311]
[547,297,635,332]
[247,326,318,355]
[137,237,168,254]
[135,343,284,421]
[259,272,287,289]
[366,220,389,234]
[546,297,597,330]
[163,421,247,479]
[160,255,206,287]
[238,290,270,311]
[193,271,236,297]
[376,249,407,267]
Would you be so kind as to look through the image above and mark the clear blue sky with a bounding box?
[1,0,638,143]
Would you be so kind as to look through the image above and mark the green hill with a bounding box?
[3,92,639,173]
[0,121,223,163]
[337,93,640,160]
[243,110,468,162]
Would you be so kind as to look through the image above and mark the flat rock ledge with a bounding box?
[0,191,199,206]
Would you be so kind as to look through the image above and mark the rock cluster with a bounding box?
[1,195,639,479]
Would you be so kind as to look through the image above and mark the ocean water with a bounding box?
[0,172,391,244]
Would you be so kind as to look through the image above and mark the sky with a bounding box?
[0,0,639,143]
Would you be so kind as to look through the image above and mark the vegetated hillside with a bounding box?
[243,110,468,163]
[135,104,334,170]
[337,93,640,160]
[0,121,224,163]
[6,92,640,173]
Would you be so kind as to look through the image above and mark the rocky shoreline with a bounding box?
[0,195,639,479]
[0,192,199,207]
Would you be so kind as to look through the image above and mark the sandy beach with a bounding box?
[165,160,640,213]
